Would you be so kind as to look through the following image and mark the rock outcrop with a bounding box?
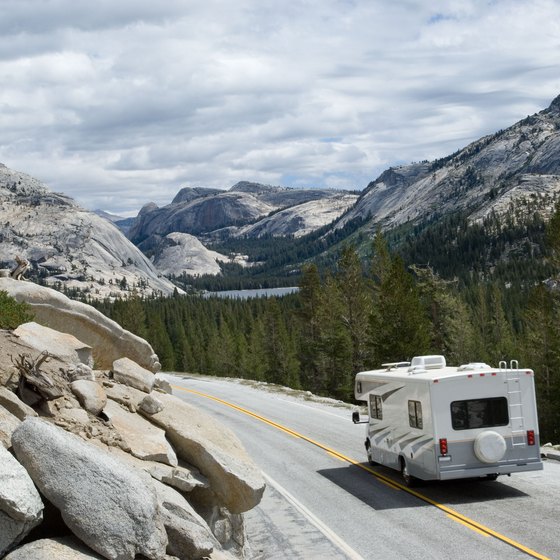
[0,278,160,372]
[3,536,105,559]
[142,393,265,514]
[112,357,156,392]
[0,286,265,559]
[12,418,168,560]
[0,445,43,556]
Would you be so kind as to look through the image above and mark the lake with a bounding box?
[203,287,299,300]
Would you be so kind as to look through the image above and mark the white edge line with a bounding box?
[262,472,366,560]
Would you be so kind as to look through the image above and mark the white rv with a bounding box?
[352,355,543,486]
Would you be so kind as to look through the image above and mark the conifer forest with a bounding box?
[93,205,560,443]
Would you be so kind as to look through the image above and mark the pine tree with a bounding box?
[315,275,353,399]
[146,312,175,371]
[297,264,322,390]
[335,246,373,374]
[246,317,267,381]
[370,236,431,364]
[413,266,477,365]
[262,300,300,388]
[471,282,515,364]
[111,297,147,338]
[522,285,560,442]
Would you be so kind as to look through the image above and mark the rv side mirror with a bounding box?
[352,411,360,424]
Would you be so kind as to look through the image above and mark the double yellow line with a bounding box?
[174,385,550,560]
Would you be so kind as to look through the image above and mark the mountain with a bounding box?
[339,95,560,231]
[128,182,358,244]
[232,193,357,238]
[148,232,245,277]
[186,95,560,288]
[0,164,178,299]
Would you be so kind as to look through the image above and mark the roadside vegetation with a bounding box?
[0,291,33,329]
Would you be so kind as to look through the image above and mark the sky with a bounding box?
[1,0,560,215]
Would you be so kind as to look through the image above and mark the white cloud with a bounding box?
[1,0,560,213]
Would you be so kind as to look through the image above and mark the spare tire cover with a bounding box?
[474,431,507,463]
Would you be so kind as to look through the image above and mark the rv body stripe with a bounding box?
[368,426,387,436]
[372,429,391,445]
[174,386,550,560]
[380,386,405,400]
[398,434,432,452]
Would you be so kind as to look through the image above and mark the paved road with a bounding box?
[166,374,559,560]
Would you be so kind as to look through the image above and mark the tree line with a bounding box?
[93,222,560,443]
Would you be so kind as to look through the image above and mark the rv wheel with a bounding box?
[400,459,417,488]
[366,439,379,467]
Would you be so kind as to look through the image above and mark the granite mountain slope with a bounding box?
[339,95,560,231]
[0,164,177,299]
[128,181,358,244]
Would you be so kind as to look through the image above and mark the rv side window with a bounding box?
[369,395,382,420]
[408,400,423,429]
[450,397,509,430]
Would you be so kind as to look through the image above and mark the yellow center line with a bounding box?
[447,514,490,538]
[173,385,550,560]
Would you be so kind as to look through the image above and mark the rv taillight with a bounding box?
[439,438,448,456]
[527,430,535,446]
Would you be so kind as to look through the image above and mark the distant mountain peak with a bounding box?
[138,202,159,215]
[549,93,560,111]
[171,186,222,205]
[229,181,279,194]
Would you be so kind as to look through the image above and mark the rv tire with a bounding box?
[485,474,499,481]
[365,439,378,466]
[366,447,378,466]
[400,458,417,488]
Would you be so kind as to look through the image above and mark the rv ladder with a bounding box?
[505,374,526,447]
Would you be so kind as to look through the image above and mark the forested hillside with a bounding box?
[91,205,560,442]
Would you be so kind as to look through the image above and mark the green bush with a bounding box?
[0,290,33,329]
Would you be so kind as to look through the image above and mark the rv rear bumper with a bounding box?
[438,460,543,480]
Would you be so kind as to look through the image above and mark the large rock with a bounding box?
[149,463,209,494]
[104,381,149,411]
[103,399,177,466]
[139,393,164,415]
[88,440,208,494]
[112,357,154,393]
[70,380,107,415]
[11,418,168,560]
[0,405,21,448]
[152,479,216,560]
[4,537,104,560]
[0,387,38,420]
[0,445,43,556]
[14,322,93,367]
[0,278,160,372]
[140,393,265,514]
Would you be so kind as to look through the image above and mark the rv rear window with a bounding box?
[369,395,383,420]
[450,397,509,430]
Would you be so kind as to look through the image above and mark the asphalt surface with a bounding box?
[166,374,560,560]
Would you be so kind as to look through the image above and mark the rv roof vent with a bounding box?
[409,355,446,371]
[457,362,491,371]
